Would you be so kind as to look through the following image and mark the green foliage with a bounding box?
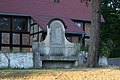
[100,0,120,57]
[100,39,115,57]
[81,45,89,52]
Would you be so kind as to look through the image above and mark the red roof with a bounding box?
[32,16,84,33]
[0,0,93,20]
[0,0,104,33]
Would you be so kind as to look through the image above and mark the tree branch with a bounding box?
[80,0,91,6]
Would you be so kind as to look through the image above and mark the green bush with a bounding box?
[100,38,115,57]
[80,45,89,52]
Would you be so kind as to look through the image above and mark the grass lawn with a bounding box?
[0,68,120,80]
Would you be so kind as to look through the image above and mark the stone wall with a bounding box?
[0,52,33,68]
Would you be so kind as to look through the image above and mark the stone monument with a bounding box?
[32,19,82,68]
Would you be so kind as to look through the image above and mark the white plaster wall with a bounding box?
[0,53,8,68]
[98,56,108,66]
[0,52,33,68]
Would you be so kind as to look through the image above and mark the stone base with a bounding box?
[40,56,78,68]
[42,61,75,69]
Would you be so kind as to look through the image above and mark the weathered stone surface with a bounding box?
[41,56,78,61]
[33,51,42,68]
[0,52,33,68]
[0,53,8,68]
[49,21,65,56]
[32,20,81,68]
[40,55,79,68]
[8,52,33,68]
[78,54,83,65]
[64,47,75,57]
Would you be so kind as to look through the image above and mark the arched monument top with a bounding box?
[47,18,67,29]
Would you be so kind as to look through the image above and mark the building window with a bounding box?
[54,0,60,3]
[66,36,72,42]
[12,17,27,31]
[75,22,83,29]
[0,16,28,32]
[0,17,10,31]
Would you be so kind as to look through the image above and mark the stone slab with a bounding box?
[0,53,8,68]
[41,56,78,61]
[9,52,33,68]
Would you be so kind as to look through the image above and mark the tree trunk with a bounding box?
[87,0,101,67]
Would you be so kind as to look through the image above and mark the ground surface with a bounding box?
[0,68,120,80]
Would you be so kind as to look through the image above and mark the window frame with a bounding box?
[12,17,28,32]
[0,16,10,31]
[0,16,28,32]
[54,0,60,3]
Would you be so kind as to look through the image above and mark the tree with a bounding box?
[86,0,101,67]
[101,0,120,58]
[81,0,101,67]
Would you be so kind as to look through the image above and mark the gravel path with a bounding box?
[0,68,120,80]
